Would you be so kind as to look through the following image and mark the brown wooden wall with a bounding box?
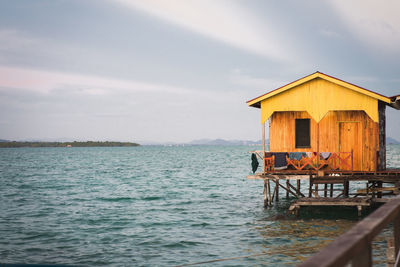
[269,110,379,171]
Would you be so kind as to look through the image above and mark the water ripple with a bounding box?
[0,145,399,266]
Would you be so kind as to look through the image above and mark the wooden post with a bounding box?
[352,243,372,267]
[394,213,400,260]
[295,206,300,217]
[377,181,383,198]
[344,181,349,197]
[324,184,328,197]
[275,180,279,202]
[264,179,268,207]
[297,180,301,197]
[309,174,313,198]
[268,180,272,206]
[357,205,362,217]
[378,101,386,171]
[262,122,266,173]
[286,180,290,199]
[330,184,333,197]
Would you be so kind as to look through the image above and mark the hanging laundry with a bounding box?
[251,153,259,173]
[320,152,332,160]
[290,152,306,161]
[274,152,288,169]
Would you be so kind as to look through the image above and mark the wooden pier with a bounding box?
[247,170,400,215]
[288,197,372,217]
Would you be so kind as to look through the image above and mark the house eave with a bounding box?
[388,95,400,110]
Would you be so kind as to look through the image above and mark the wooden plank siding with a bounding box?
[378,101,386,170]
[260,77,380,124]
[269,110,379,171]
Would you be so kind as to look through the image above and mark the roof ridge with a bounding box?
[247,72,391,106]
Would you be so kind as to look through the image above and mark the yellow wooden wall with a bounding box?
[269,110,379,171]
[260,78,379,124]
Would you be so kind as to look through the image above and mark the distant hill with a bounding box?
[387,137,400,144]
[0,141,140,148]
[0,139,10,142]
[188,139,264,146]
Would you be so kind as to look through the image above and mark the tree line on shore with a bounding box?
[0,141,140,148]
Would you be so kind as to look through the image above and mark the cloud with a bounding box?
[113,0,289,61]
[229,69,284,91]
[0,65,205,96]
[328,0,400,54]
[319,29,342,39]
[0,29,36,49]
[0,29,40,62]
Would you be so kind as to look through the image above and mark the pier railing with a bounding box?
[298,195,400,267]
[249,151,353,173]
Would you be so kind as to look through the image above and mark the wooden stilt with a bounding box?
[372,182,376,198]
[309,175,313,198]
[295,206,300,217]
[297,180,301,196]
[330,183,334,197]
[267,180,272,205]
[314,184,319,198]
[357,205,362,217]
[377,181,383,198]
[286,180,290,199]
[324,184,328,197]
[344,181,349,197]
[275,180,279,202]
[264,180,268,207]
[271,183,276,203]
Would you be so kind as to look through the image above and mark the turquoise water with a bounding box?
[0,145,399,266]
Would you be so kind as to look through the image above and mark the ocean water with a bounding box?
[0,145,399,266]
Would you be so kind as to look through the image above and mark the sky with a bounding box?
[0,0,399,143]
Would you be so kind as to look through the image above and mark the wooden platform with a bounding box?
[247,170,400,214]
[247,173,310,180]
[247,169,400,183]
[289,197,372,216]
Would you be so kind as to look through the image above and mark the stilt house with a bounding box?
[247,72,400,173]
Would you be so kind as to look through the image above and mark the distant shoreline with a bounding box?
[0,141,140,148]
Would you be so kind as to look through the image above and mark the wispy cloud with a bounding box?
[113,0,289,61]
[0,65,204,96]
[0,29,40,61]
[328,0,400,54]
[229,69,284,91]
[0,29,39,50]
[319,29,342,39]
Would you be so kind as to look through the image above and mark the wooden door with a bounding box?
[338,122,362,171]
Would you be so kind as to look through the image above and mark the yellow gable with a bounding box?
[247,72,393,124]
[260,77,379,123]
